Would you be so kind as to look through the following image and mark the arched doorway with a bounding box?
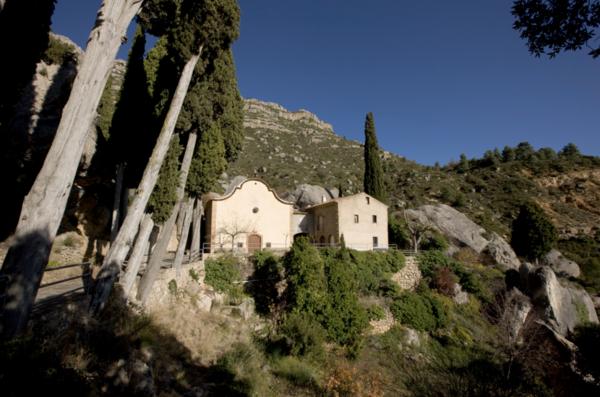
[319,235,325,246]
[328,234,336,246]
[247,234,262,253]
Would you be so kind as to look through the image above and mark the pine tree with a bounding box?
[363,112,386,203]
[510,202,557,262]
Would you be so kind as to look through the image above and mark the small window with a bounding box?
[237,242,244,248]
[354,214,359,223]
[372,215,377,223]
[373,236,378,248]
[252,207,259,213]
[366,197,370,205]
[266,242,272,248]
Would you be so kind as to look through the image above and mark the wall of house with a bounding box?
[336,193,388,250]
[310,202,339,245]
[207,180,294,252]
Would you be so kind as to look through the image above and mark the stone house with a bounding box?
[203,179,388,253]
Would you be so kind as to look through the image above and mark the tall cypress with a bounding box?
[363,112,386,203]
[107,25,154,188]
[187,123,227,195]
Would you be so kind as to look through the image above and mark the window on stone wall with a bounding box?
[373,236,378,248]
[366,197,370,205]
[237,242,243,248]
[372,215,377,223]
[266,242,272,248]
[354,214,359,223]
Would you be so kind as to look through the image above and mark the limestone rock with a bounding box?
[527,266,598,335]
[543,249,581,278]
[405,204,488,253]
[452,283,469,305]
[482,232,520,270]
[403,328,421,347]
[502,288,533,342]
[284,184,335,209]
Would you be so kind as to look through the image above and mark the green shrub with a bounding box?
[215,343,270,396]
[168,279,178,296]
[188,268,200,282]
[247,250,284,315]
[272,356,319,387]
[205,254,242,296]
[366,304,386,321]
[279,312,326,359]
[390,291,448,331]
[42,36,77,65]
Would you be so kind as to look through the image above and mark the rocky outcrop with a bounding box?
[502,288,533,342]
[283,183,339,209]
[406,204,521,269]
[543,249,581,278]
[452,283,469,305]
[405,204,489,252]
[526,266,598,335]
[482,232,521,270]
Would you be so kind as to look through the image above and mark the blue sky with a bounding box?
[51,0,600,165]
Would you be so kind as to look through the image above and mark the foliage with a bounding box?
[278,312,326,359]
[510,202,557,261]
[214,342,271,396]
[107,26,156,187]
[512,0,600,58]
[324,361,384,397]
[363,112,387,203]
[42,35,77,65]
[246,250,284,315]
[366,304,386,321]
[189,267,200,282]
[388,215,411,249]
[204,254,242,296]
[271,356,320,388]
[187,123,227,195]
[558,235,600,293]
[147,135,182,223]
[432,267,458,297]
[390,290,448,331]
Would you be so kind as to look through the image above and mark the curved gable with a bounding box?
[211,178,294,206]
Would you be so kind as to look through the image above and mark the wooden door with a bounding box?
[247,234,262,253]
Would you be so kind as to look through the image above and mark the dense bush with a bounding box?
[432,267,458,296]
[390,291,448,331]
[573,323,600,380]
[246,250,284,315]
[279,312,326,359]
[558,235,600,293]
[205,254,242,296]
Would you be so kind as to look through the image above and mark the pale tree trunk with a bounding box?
[0,0,142,338]
[173,197,194,276]
[110,164,125,243]
[120,213,153,299]
[190,198,202,259]
[176,201,184,237]
[136,131,197,303]
[89,48,202,314]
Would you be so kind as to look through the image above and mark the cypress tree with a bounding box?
[107,25,155,187]
[510,202,557,262]
[187,123,227,195]
[363,112,386,203]
[147,135,182,223]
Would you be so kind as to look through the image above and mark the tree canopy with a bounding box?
[512,0,600,58]
[510,202,557,262]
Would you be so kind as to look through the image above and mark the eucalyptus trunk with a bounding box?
[190,198,202,259]
[120,213,153,299]
[0,0,142,338]
[110,164,125,243]
[136,131,197,303]
[173,197,194,276]
[89,48,202,314]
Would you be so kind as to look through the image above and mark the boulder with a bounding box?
[543,249,581,278]
[405,204,489,253]
[284,184,334,209]
[482,232,521,270]
[502,288,533,342]
[527,266,598,335]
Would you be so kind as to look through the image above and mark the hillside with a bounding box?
[230,99,600,240]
